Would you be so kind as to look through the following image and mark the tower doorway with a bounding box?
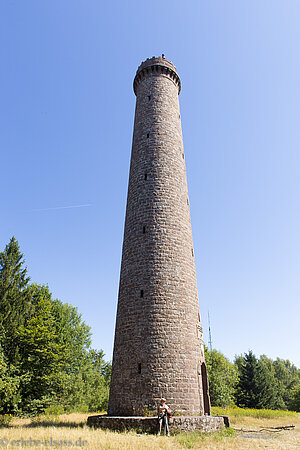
[201,362,210,415]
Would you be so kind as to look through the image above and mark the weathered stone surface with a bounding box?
[108,56,210,416]
[87,415,227,434]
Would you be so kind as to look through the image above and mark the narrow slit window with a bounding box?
[138,363,142,374]
[192,248,194,257]
[143,226,146,234]
[182,153,185,159]
[144,173,148,180]
[148,95,151,101]
[147,133,149,138]
[187,198,189,205]
[140,290,144,298]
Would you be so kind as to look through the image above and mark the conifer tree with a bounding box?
[235,351,259,408]
[256,355,281,409]
[0,236,31,364]
[235,351,280,409]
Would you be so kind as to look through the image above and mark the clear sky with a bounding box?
[1,1,299,367]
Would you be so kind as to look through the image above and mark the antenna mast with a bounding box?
[208,311,212,351]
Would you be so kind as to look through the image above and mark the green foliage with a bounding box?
[0,237,31,364]
[174,428,235,447]
[0,414,13,426]
[0,237,112,416]
[205,348,238,407]
[50,300,111,413]
[235,351,279,409]
[257,355,284,409]
[2,237,299,416]
[289,384,300,412]
[0,347,20,413]
[235,351,300,411]
[17,284,67,413]
[211,406,298,418]
[272,358,300,409]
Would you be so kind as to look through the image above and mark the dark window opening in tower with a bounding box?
[138,363,142,374]
[144,173,148,180]
[140,290,144,298]
[148,95,151,101]
[143,226,146,234]
[182,153,184,159]
[192,249,194,257]
[179,113,181,118]
[187,198,189,205]
[147,133,149,138]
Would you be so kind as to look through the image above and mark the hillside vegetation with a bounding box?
[1,236,299,417]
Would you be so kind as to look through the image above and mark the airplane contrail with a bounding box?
[31,204,92,212]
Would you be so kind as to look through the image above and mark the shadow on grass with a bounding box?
[16,421,86,429]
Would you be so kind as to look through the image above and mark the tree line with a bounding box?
[0,237,111,415]
[1,237,299,415]
[205,348,300,411]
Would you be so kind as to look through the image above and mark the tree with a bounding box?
[272,358,300,410]
[50,299,93,411]
[235,351,259,408]
[289,384,300,412]
[235,351,279,409]
[51,299,92,374]
[0,237,112,414]
[49,299,111,412]
[0,346,20,413]
[17,284,66,414]
[86,349,111,411]
[257,355,283,409]
[205,348,238,407]
[0,237,31,364]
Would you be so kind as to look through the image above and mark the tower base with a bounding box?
[87,414,228,434]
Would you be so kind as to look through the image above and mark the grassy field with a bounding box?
[0,408,298,449]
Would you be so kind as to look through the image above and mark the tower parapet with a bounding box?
[133,56,181,95]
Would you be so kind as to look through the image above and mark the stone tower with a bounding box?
[108,56,210,416]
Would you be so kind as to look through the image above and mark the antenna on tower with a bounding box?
[208,311,212,351]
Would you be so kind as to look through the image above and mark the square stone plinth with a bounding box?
[87,415,228,433]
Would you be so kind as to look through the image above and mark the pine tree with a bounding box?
[235,351,280,409]
[0,237,31,364]
[235,351,259,408]
[256,355,281,409]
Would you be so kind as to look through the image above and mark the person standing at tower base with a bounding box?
[157,398,171,436]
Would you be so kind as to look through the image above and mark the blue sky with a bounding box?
[1,1,299,367]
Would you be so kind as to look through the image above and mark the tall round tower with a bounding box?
[108,56,210,416]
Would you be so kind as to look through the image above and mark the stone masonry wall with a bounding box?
[108,57,209,416]
[87,415,226,434]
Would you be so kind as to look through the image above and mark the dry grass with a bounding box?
[0,409,298,449]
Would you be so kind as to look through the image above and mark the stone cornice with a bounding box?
[133,56,181,95]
